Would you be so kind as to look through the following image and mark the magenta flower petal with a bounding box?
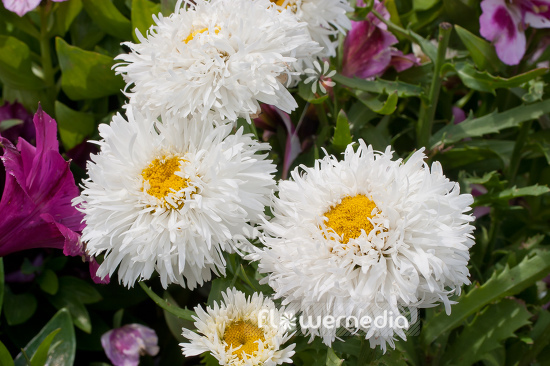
[388,49,419,72]
[480,0,526,65]
[522,0,550,28]
[2,0,42,16]
[0,106,83,257]
[101,324,159,366]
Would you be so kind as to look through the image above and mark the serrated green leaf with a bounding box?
[30,329,61,366]
[430,100,550,148]
[37,269,59,296]
[81,0,132,40]
[455,25,501,72]
[332,110,352,152]
[4,288,37,326]
[449,63,547,94]
[139,282,195,321]
[475,185,550,206]
[51,0,83,36]
[0,36,43,90]
[441,299,531,365]
[132,0,161,42]
[332,74,423,98]
[56,37,124,100]
[54,101,96,150]
[0,340,13,366]
[422,251,550,345]
[356,91,398,115]
[326,348,344,366]
[14,309,75,366]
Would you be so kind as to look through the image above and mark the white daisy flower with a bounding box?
[270,0,352,59]
[114,0,320,122]
[251,141,475,351]
[181,288,295,366]
[74,107,276,289]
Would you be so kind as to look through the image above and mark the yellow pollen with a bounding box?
[141,156,190,208]
[324,194,378,244]
[223,321,265,359]
[184,26,221,44]
[270,0,296,11]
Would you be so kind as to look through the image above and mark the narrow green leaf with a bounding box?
[139,282,195,321]
[332,110,352,152]
[422,251,550,345]
[326,348,344,366]
[81,0,132,40]
[113,309,124,329]
[332,74,423,98]
[455,25,501,72]
[54,101,96,150]
[441,299,531,365]
[413,0,438,11]
[0,36,43,90]
[430,100,550,148]
[51,0,83,36]
[356,91,398,115]
[37,269,59,296]
[14,309,75,366]
[48,292,92,334]
[56,37,124,100]
[131,0,161,42]
[30,329,61,366]
[4,288,37,326]
[450,63,547,94]
[0,340,13,366]
[0,119,24,132]
[163,291,194,343]
[475,185,550,206]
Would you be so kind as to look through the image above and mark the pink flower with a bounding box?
[2,0,67,17]
[342,0,417,79]
[480,0,550,65]
[101,324,159,366]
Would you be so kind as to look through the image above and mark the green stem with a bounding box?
[315,103,331,146]
[138,282,196,321]
[39,4,55,93]
[417,23,452,149]
[248,118,260,140]
[507,120,532,187]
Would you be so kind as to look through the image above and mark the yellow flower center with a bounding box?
[184,26,221,44]
[223,321,266,359]
[141,155,191,208]
[270,0,297,11]
[324,194,378,243]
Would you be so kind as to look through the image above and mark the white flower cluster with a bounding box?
[74,0,475,363]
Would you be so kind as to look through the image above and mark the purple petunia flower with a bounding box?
[480,0,550,65]
[101,324,159,366]
[342,0,417,79]
[0,105,108,284]
[2,0,67,17]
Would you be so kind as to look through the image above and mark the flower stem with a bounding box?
[39,3,55,93]
[507,120,532,187]
[417,23,452,149]
[138,282,196,321]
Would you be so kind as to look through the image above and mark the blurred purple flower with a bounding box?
[0,101,35,146]
[452,106,466,124]
[101,324,159,366]
[2,0,67,17]
[471,184,491,218]
[0,105,107,284]
[342,0,417,79]
[480,0,550,65]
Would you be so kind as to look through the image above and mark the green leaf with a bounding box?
[37,269,59,296]
[430,100,550,148]
[519,310,550,366]
[131,0,161,42]
[0,258,4,319]
[0,36,43,90]
[455,25,501,72]
[356,91,398,115]
[3,288,37,326]
[0,119,24,132]
[422,251,550,345]
[298,81,330,104]
[51,0,83,36]
[332,74,423,98]
[14,309,75,366]
[449,63,547,94]
[138,282,195,321]
[207,277,234,307]
[81,0,132,40]
[54,101,96,150]
[413,0,438,11]
[48,291,92,334]
[474,185,550,206]
[56,37,125,100]
[332,110,352,152]
[57,276,102,304]
[30,329,61,366]
[0,340,13,366]
[0,6,40,39]
[441,299,531,365]
[163,291,194,343]
[326,348,344,366]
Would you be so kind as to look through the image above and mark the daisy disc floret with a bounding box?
[181,288,295,366]
[74,107,276,288]
[115,0,320,122]
[251,141,475,350]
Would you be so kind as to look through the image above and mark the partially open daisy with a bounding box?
[74,107,276,288]
[115,0,320,122]
[251,141,475,350]
[181,288,295,366]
